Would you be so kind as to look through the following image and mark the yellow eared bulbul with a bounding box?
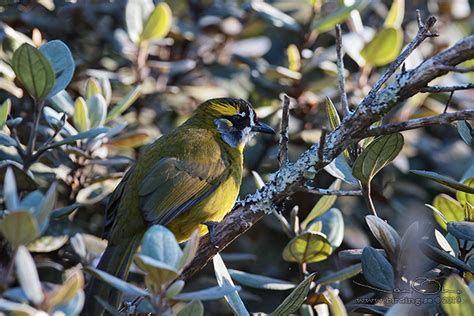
[84,98,275,315]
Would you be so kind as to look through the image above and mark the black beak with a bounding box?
[251,121,275,134]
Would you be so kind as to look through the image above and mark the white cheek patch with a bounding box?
[249,110,255,128]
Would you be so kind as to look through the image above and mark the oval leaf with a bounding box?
[432,194,465,230]
[361,246,394,291]
[282,232,332,263]
[442,275,474,315]
[316,263,362,286]
[15,246,44,305]
[361,27,403,66]
[353,133,404,185]
[105,85,141,122]
[39,40,75,98]
[177,300,204,316]
[302,180,341,228]
[140,2,172,43]
[0,211,39,248]
[87,94,107,128]
[456,177,474,206]
[0,98,11,127]
[228,269,296,290]
[73,97,90,132]
[365,215,400,259]
[141,225,182,267]
[447,221,474,241]
[86,267,149,297]
[12,43,55,101]
[410,170,474,194]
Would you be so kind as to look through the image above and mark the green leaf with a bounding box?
[250,1,301,32]
[457,120,472,145]
[45,268,84,310]
[447,221,474,241]
[177,300,204,316]
[39,40,75,98]
[174,285,241,301]
[0,211,39,248]
[73,97,90,132]
[272,273,316,316]
[282,232,332,263]
[0,98,11,127]
[27,235,68,253]
[213,253,249,316]
[365,215,400,259]
[312,0,368,32]
[87,95,107,128]
[457,178,474,206]
[353,133,404,185]
[316,263,362,286]
[326,96,341,131]
[140,2,172,43]
[141,225,182,268]
[228,269,296,290]
[432,194,465,230]
[0,298,42,315]
[287,44,300,72]
[327,287,348,316]
[361,27,403,66]
[301,180,341,228]
[50,203,81,220]
[411,170,474,194]
[12,43,55,101]
[85,78,102,99]
[361,246,394,291]
[86,267,149,297]
[105,85,141,122]
[384,0,405,28]
[134,254,179,288]
[442,275,474,315]
[15,246,44,305]
[0,161,37,191]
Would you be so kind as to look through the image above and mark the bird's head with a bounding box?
[194,98,275,148]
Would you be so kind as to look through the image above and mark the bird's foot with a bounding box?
[203,221,220,248]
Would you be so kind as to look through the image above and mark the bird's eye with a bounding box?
[233,115,244,123]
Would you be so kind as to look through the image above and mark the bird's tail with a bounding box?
[83,235,142,316]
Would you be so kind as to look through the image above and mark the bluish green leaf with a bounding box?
[228,269,296,290]
[250,1,301,32]
[365,215,400,258]
[39,40,75,98]
[213,253,249,316]
[0,210,39,248]
[320,208,344,249]
[312,0,368,32]
[457,120,472,145]
[134,254,179,287]
[447,221,474,241]
[15,246,44,305]
[87,95,107,128]
[174,285,242,301]
[141,225,182,267]
[40,127,108,151]
[324,154,359,185]
[86,267,149,297]
[302,180,340,228]
[126,0,155,43]
[3,167,19,210]
[361,246,394,291]
[316,263,362,285]
[0,133,17,147]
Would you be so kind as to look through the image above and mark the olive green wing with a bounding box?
[103,166,135,239]
[138,157,228,225]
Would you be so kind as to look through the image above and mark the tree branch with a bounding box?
[278,94,290,167]
[181,18,474,281]
[420,83,474,93]
[357,109,474,138]
[335,24,350,117]
[304,188,362,196]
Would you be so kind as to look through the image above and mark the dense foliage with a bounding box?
[0,0,473,315]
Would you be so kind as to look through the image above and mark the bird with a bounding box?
[83,97,275,315]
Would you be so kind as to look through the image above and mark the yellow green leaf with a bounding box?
[442,275,474,315]
[0,98,11,127]
[326,96,341,131]
[73,97,89,132]
[361,27,403,66]
[140,2,172,44]
[85,78,102,98]
[456,177,474,206]
[301,179,341,229]
[384,0,405,28]
[282,232,332,263]
[0,211,39,248]
[287,44,300,72]
[432,194,464,230]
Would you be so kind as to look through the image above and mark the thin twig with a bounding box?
[278,94,290,167]
[357,109,474,138]
[304,188,363,196]
[444,91,454,113]
[335,24,350,117]
[362,183,378,217]
[420,83,474,93]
